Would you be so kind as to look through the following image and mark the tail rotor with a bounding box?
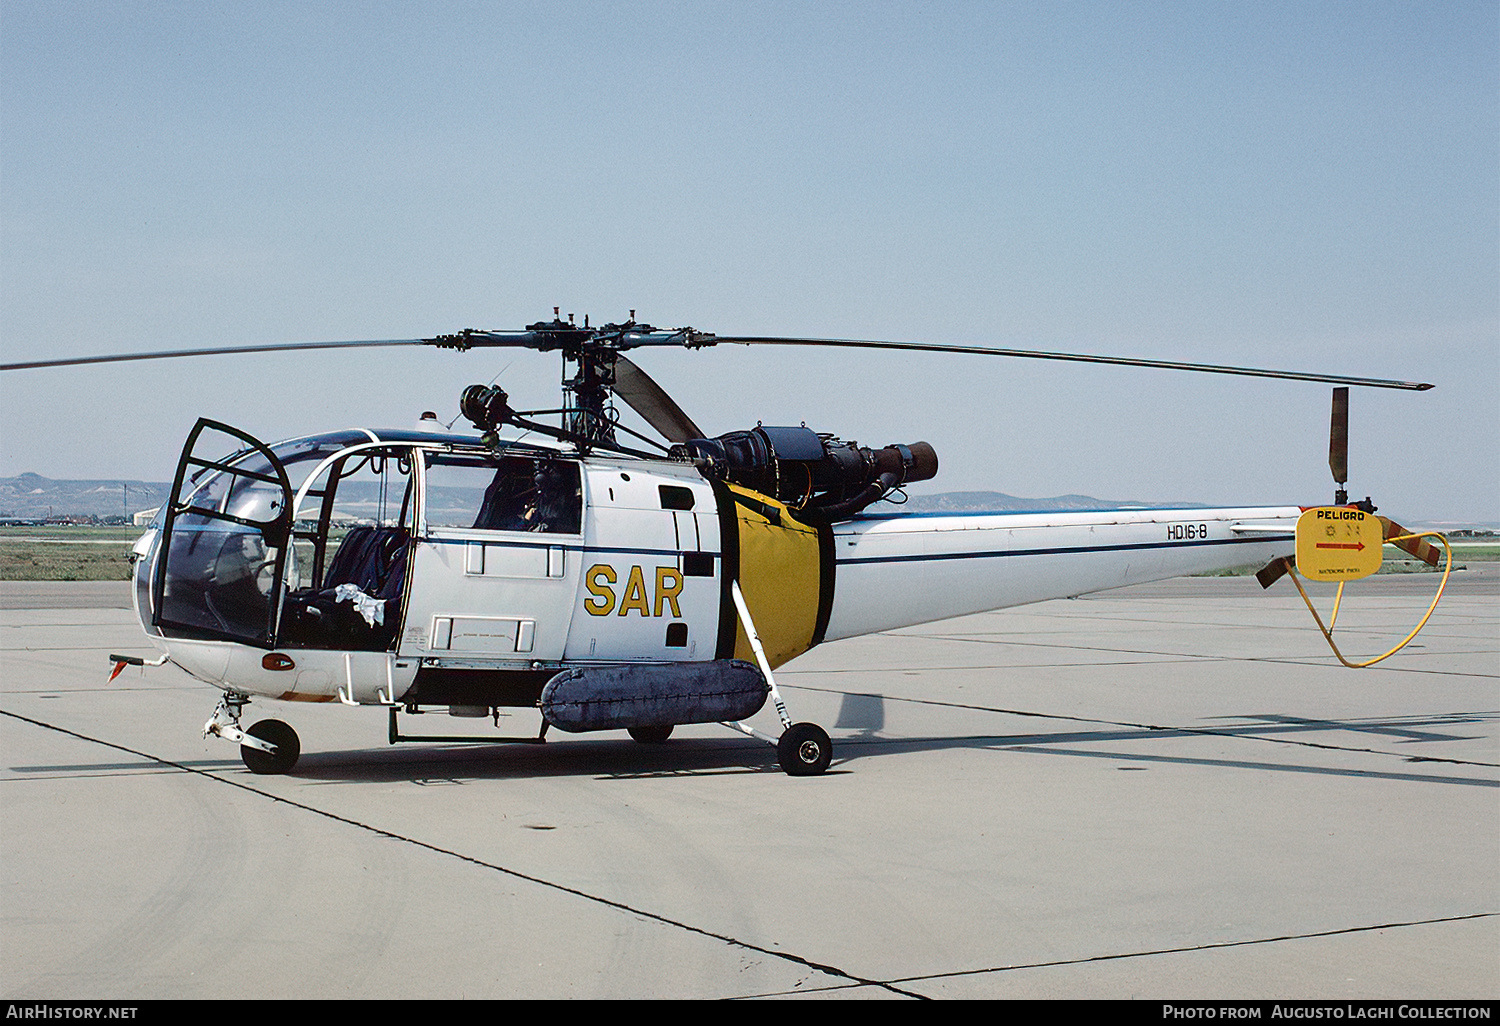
[1329,386,1349,506]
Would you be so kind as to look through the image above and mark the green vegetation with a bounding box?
[1448,543,1500,560]
[0,527,139,581]
[1380,541,1499,567]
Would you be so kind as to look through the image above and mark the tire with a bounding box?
[241,718,300,774]
[777,722,832,776]
[628,724,674,744]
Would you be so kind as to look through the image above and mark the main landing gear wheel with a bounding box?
[628,724,674,744]
[777,722,832,776]
[241,719,300,775]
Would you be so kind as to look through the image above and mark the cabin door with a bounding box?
[152,419,293,648]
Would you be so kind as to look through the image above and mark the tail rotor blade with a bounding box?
[1329,386,1349,500]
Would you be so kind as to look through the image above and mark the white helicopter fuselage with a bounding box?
[131,425,1298,711]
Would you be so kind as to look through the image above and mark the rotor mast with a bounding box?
[433,311,714,456]
[516,309,713,451]
[524,309,619,447]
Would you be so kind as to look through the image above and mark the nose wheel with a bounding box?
[204,692,301,774]
[241,719,301,774]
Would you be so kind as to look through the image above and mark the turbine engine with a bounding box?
[671,425,937,523]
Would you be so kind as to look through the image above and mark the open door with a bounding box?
[153,419,293,647]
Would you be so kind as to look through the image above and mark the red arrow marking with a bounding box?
[1316,541,1365,551]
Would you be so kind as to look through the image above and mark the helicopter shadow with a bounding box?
[282,691,889,784]
[275,696,1495,787]
[289,734,789,785]
[821,699,1499,789]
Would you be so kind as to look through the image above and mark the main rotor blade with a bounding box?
[613,355,704,443]
[3,326,1438,394]
[709,336,1435,391]
[0,338,423,372]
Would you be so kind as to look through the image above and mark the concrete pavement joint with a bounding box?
[0,706,929,1000]
[728,913,1499,998]
[909,632,1500,678]
[886,912,1500,988]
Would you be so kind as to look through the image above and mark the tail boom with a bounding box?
[823,506,1300,640]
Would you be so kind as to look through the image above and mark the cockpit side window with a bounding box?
[279,446,416,651]
[470,456,538,531]
[533,458,582,534]
[298,448,413,590]
[425,454,581,534]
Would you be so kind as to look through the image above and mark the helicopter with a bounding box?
[0,311,1449,776]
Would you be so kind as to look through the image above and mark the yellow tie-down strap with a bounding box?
[1282,509,1452,668]
[723,484,826,669]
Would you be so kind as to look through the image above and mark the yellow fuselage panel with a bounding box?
[726,484,824,668]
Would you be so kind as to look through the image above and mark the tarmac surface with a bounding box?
[1,569,1496,1000]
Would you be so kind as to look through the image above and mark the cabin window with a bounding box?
[425,455,581,535]
[293,448,414,591]
[659,484,695,510]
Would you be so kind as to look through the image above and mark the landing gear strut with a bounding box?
[727,580,833,776]
[204,691,301,774]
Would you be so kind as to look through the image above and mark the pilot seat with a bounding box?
[281,525,409,650]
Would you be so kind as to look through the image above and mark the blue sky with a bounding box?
[2,1,1496,523]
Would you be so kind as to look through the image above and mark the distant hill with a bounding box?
[0,474,170,521]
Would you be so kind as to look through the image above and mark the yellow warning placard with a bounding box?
[1295,507,1384,581]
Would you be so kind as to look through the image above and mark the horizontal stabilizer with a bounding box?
[1256,556,1294,589]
